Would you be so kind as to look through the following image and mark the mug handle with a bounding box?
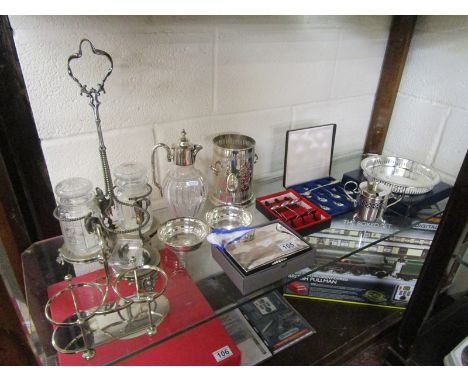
[387,193,403,208]
[343,181,359,204]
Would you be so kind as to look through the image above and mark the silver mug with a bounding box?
[344,181,402,223]
[210,134,258,206]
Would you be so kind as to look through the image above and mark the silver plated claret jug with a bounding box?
[151,130,207,218]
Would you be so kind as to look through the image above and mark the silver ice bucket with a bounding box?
[210,134,258,206]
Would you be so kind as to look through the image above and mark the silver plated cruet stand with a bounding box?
[45,39,170,361]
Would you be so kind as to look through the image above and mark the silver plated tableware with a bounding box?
[282,198,301,218]
[278,200,294,222]
[325,188,342,199]
[51,295,170,355]
[205,205,253,230]
[271,204,287,220]
[210,134,258,206]
[151,130,206,218]
[316,195,328,203]
[113,262,169,336]
[224,222,310,273]
[361,155,440,195]
[344,181,403,223]
[45,274,107,360]
[318,204,331,211]
[157,217,209,252]
[300,180,341,196]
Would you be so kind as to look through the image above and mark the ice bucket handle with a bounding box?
[210,160,222,176]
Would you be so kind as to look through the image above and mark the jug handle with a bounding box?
[343,181,358,204]
[193,144,203,159]
[151,143,172,197]
[254,153,259,164]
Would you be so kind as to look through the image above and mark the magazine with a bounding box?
[219,308,272,365]
[239,290,315,353]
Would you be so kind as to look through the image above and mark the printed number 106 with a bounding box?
[213,346,233,362]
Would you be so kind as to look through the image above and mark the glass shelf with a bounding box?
[15,154,447,365]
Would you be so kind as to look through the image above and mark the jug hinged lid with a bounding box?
[172,130,203,166]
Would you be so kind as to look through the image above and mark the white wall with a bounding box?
[9,16,391,205]
[384,16,468,184]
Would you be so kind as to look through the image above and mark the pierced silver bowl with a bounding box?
[205,206,253,230]
[361,155,440,195]
[157,217,209,252]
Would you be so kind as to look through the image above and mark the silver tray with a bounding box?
[157,217,209,252]
[361,155,440,195]
[52,295,170,354]
[205,206,253,230]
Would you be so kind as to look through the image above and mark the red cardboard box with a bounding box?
[47,250,241,366]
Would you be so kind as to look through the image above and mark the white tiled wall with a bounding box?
[10,15,393,205]
[384,16,468,184]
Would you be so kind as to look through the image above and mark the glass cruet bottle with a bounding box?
[151,129,207,218]
[113,162,153,233]
[54,177,101,256]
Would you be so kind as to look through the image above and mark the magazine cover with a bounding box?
[219,308,272,365]
[239,290,315,353]
[284,216,437,308]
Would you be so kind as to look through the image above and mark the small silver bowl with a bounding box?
[205,206,253,230]
[157,217,209,253]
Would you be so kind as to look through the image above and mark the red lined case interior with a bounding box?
[255,189,331,235]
